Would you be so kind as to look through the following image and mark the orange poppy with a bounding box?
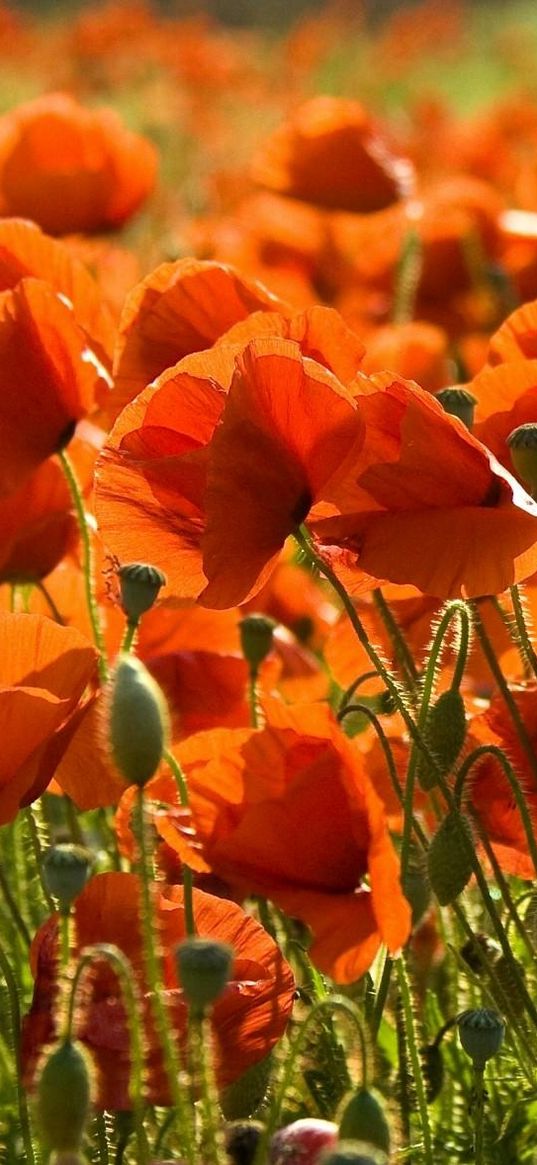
[0,92,157,235]
[252,96,414,213]
[360,320,451,392]
[0,612,98,823]
[117,703,411,983]
[111,258,289,418]
[96,336,363,608]
[0,458,78,585]
[22,871,295,1110]
[0,277,99,495]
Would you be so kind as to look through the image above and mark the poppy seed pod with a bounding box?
[37,1040,92,1151]
[434,387,477,429]
[108,655,169,787]
[507,423,537,497]
[239,613,276,673]
[175,936,234,1010]
[457,1008,505,1071]
[42,845,93,915]
[118,562,167,623]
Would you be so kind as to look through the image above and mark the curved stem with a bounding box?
[509,584,537,679]
[58,450,108,683]
[163,747,195,938]
[472,602,537,784]
[0,941,37,1164]
[373,587,419,691]
[120,619,138,655]
[454,745,537,877]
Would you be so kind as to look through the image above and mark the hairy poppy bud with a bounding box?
[338,1088,390,1154]
[319,1143,388,1165]
[460,933,501,975]
[37,1040,92,1151]
[239,614,276,673]
[434,387,477,429]
[176,936,233,1010]
[507,423,537,497]
[225,1120,265,1165]
[427,810,474,905]
[42,845,93,915]
[108,654,169,786]
[402,852,431,928]
[416,689,466,791]
[457,1008,505,1072]
[118,562,167,623]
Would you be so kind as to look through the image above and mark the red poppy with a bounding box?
[252,96,414,213]
[22,872,295,1111]
[111,259,289,418]
[0,458,78,585]
[0,276,98,495]
[0,612,98,824]
[116,704,411,983]
[0,92,157,235]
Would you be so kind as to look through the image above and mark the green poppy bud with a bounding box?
[338,1088,390,1154]
[416,689,466,791]
[457,1008,505,1072]
[108,654,169,787]
[402,852,431,928]
[427,810,474,905]
[176,936,233,1010]
[239,614,276,672]
[118,562,167,623]
[507,423,537,497]
[221,1054,272,1120]
[434,387,477,429]
[42,845,93,915]
[37,1040,92,1151]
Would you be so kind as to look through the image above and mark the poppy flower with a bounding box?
[0,276,99,495]
[22,871,295,1111]
[111,258,288,417]
[0,458,78,585]
[252,96,414,213]
[360,320,451,392]
[0,612,98,824]
[95,335,364,607]
[0,92,157,235]
[116,703,411,983]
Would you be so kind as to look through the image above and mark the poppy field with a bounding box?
[8,1,537,1162]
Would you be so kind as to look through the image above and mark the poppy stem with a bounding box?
[508,584,537,679]
[0,851,31,946]
[34,579,66,625]
[58,449,108,684]
[372,587,419,693]
[134,787,196,1161]
[163,747,196,938]
[186,1007,228,1165]
[0,940,37,1164]
[471,601,537,785]
[66,944,148,1163]
[472,1067,486,1165]
[395,954,434,1165]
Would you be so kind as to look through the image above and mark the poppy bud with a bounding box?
[507,423,537,497]
[42,844,93,915]
[239,614,276,673]
[402,853,431,928]
[457,1008,505,1072]
[416,690,466,791]
[221,1054,273,1120]
[108,654,169,787]
[175,936,233,1010]
[37,1040,92,1151]
[491,953,527,1019]
[460,933,501,975]
[118,562,167,623]
[225,1120,265,1165]
[427,810,474,905]
[319,1143,388,1165]
[337,1088,390,1154]
[434,387,477,429]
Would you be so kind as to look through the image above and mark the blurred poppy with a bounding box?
[252,96,413,213]
[0,458,78,585]
[360,320,452,392]
[0,92,157,235]
[117,704,411,983]
[0,612,98,823]
[22,871,295,1110]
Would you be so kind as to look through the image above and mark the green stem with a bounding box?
[372,587,419,692]
[35,580,66,625]
[472,602,537,784]
[188,1009,227,1165]
[0,941,37,1164]
[508,585,537,678]
[396,955,434,1165]
[163,748,195,938]
[392,227,422,324]
[135,788,195,1162]
[67,944,148,1164]
[473,1067,485,1165]
[370,953,393,1040]
[58,449,108,683]
[24,807,54,913]
[248,668,260,729]
[0,852,31,946]
[120,619,138,655]
[454,745,537,877]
